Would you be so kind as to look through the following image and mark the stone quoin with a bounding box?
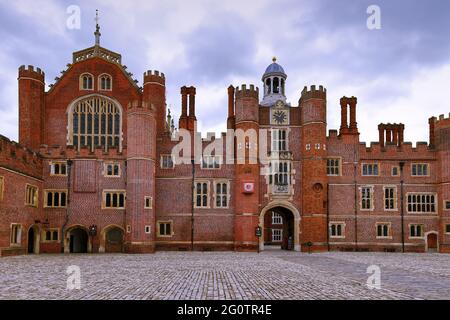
[0,19,449,257]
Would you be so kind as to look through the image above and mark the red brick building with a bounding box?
[1,25,449,256]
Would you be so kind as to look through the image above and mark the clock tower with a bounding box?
[261,57,288,107]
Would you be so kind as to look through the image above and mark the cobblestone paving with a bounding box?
[0,251,448,300]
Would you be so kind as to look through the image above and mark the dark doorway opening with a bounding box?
[105,227,124,253]
[263,206,294,250]
[69,228,88,253]
[427,233,438,252]
[28,227,36,254]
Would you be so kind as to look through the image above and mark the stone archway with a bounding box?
[65,225,90,253]
[99,225,124,253]
[425,231,438,253]
[259,201,301,252]
[27,225,40,254]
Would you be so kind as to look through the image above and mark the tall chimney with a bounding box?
[179,86,188,129]
[429,117,436,148]
[378,124,385,148]
[339,97,348,135]
[227,85,235,129]
[399,124,404,146]
[187,86,197,132]
[349,97,358,133]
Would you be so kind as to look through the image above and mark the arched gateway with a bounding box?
[259,201,301,252]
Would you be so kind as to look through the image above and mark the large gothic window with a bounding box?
[68,95,122,152]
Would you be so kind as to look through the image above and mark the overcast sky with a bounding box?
[1,0,449,145]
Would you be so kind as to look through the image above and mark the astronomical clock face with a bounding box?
[270,100,289,125]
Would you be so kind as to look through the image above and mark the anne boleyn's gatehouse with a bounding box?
[0,22,449,257]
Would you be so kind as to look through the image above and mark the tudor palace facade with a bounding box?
[0,24,449,257]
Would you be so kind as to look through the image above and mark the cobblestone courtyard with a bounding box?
[1,251,449,300]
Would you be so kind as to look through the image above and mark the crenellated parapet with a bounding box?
[143,70,165,86]
[0,135,43,178]
[299,85,326,104]
[235,84,259,100]
[127,100,153,112]
[38,144,126,160]
[429,113,450,150]
[358,140,435,159]
[18,65,45,83]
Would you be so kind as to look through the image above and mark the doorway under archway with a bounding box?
[426,232,438,253]
[69,227,88,253]
[27,225,40,254]
[105,227,124,253]
[259,202,301,252]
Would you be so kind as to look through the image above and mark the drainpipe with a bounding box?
[354,161,358,252]
[191,158,195,251]
[123,160,127,253]
[61,159,73,253]
[326,183,330,251]
[399,161,405,253]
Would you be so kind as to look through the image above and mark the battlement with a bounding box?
[235,84,259,100]
[143,70,166,86]
[0,135,43,178]
[127,100,153,111]
[299,85,326,104]
[39,144,126,159]
[144,70,165,78]
[18,65,45,81]
[431,113,450,126]
[357,140,434,159]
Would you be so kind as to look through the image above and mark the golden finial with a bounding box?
[272,56,277,63]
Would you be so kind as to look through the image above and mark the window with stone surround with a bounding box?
[99,74,112,91]
[214,181,229,208]
[0,176,4,202]
[391,166,399,176]
[446,225,450,234]
[269,161,291,186]
[144,225,151,234]
[102,190,126,209]
[271,129,287,152]
[376,223,391,238]
[329,223,345,238]
[409,224,424,238]
[80,73,93,90]
[202,155,221,169]
[25,184,38,207]
[445,200,450,211]
[144,196,152,209]
[157,221,172,237]
[360,186,374,210]
[68,95,122,152]
[194,181,209,208]
[50,161,67,176]
[383,186,397,211]
[161,155,174,169]
[407,193,436,213]
[327,158,341,176]
[10,224,22,245]
[272,229,282,242]
[272,212,282,225]
[44,190,68,208]
[411,163,429,176]
[362,163,379,176]
[43,229,59,242]
[104,162,120,177]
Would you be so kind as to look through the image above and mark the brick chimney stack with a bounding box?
[227,85,235,129]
